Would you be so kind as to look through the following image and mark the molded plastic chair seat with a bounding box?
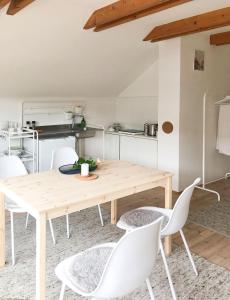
[118,207,170,231]
[56,243,115,294]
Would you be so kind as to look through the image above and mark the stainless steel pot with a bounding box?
[144,123,149,136]
[148,124,158,137]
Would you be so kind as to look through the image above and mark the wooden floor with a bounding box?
[103,177,230,270]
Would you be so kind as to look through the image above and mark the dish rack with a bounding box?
[0,128,38,173]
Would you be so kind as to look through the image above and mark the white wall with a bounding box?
[0,97,116,127]
[157,35,230,192]
[179,35,230,190]
[179,36,207,189]
[158,38,182,191]
[115,55,159,130]
[208,45,230,180]
[115,96,158,130]
[119,59,159,97]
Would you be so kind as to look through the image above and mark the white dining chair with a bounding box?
[117,177,201,300]
[55,216,164,300]
[0,155,56,265]
[51,146,104,240]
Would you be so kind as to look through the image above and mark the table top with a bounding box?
[0,160,172,219]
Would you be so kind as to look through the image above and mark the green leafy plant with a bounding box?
[73,157,97,171]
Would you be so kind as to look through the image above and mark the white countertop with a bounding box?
[105,130,158,141]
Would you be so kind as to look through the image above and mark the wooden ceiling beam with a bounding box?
[0,0,10,9]
[84,11,97,30]
[94,0,192,32]
[210,31,230,46]
[84,0,193,31]
[7,0,35,15]
[94,0,192,28]
[144,7,230,42]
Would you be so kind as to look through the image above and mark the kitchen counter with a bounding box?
[35,125,97,139]
[106,130,158,141]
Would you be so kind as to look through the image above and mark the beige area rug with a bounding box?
[0,207,230,299]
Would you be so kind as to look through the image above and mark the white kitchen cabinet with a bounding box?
[25,136,76,172]
[120,135,158,168]
[105,133,120,160]
[84,131,104,159]
[38,136,76,171]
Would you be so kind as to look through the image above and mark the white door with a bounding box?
[120,136,158,168]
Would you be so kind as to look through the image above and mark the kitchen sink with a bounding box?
[35,125,96,139]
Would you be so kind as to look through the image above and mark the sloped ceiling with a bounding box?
[0,0,229,97]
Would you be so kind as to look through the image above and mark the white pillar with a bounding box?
[158,38,181,191]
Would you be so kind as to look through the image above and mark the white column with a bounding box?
[158,38,181,192]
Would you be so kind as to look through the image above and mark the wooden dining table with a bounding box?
[0,160,172,300]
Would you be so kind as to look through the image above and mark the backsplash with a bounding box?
[115,96,158,130]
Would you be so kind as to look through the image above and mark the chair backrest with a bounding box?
[50,147,78,170]
[92,217,163,299]
[0,155,28,179]
[162,177,201,236]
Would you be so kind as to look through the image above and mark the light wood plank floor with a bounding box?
[103,178,230,270]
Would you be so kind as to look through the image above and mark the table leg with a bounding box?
[164,176,172,256]
[111,200,117,224]
[36,213,46,300]
[0,192,5,267]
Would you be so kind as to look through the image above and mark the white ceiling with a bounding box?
[0,0,229,97]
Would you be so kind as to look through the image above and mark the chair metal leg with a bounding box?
[146,277,155,300]
[25,213,29,229]
[10,212,15,266]
[97,204,104,227]
[66,214,70,239]
[160,241,177,300]
[49,219,56,245]
[179,229,198,276]
[59,283,65,300]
